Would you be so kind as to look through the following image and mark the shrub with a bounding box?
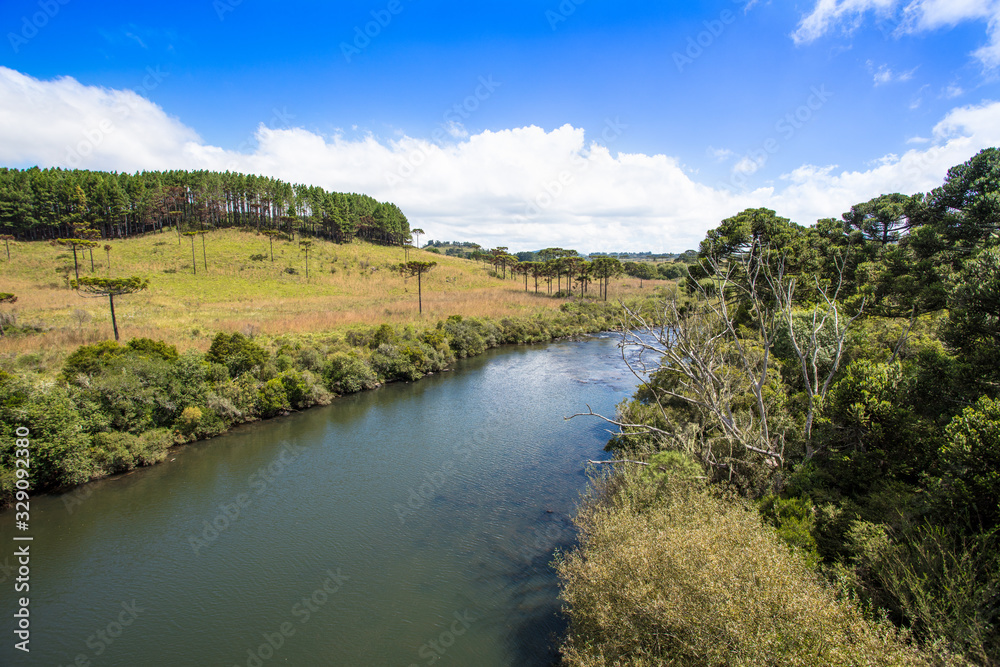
[61,340,124,381]
[205,332,269,378]
[321,352,378,394]
[257,378,291,418]
[125,337,179,362]
[370,343,419,382]
[557,473,932,666]
[936,396,1000,529]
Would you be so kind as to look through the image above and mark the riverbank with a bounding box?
[0,298,639,507]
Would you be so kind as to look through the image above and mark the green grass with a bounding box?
[0,227,660,367]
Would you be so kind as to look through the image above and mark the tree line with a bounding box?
[0,167,410,245]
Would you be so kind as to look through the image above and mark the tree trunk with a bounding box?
[109,294,119,341]
[418,271,423,313]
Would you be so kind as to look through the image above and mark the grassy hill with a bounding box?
[0,228,653,365]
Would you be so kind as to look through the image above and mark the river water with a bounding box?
[1,333,640,667]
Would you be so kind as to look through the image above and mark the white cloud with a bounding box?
[794,0,1000,68]
[792,0,898,44]
[708,146,735,162]
[1,68,998,251]
[943,83,965,98]
[733,155,763,174]
[868,62,918,85]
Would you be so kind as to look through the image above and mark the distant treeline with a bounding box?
[0,167,409,245]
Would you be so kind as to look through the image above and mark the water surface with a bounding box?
[1,334,639,666]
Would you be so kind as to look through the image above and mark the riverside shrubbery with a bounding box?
[557,468,935,667]
[0,301,623,504]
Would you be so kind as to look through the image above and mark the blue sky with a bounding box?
[2,0,999,251]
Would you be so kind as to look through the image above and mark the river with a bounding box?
[1,333,640,666]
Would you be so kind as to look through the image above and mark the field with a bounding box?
[0,228,654,364]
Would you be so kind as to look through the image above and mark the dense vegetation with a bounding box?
[559,147,1000,665]
[0,167,409,244]
[0,300,623,506]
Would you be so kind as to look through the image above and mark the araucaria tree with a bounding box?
[397,260,437,313]
[261,229,281,261]
[57,237,99,281]
[183,231,199,274]
[300,240,313,281]
[71,276,149,341]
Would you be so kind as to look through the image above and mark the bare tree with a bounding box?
[570,249,863,488]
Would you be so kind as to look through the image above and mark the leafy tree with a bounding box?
[103,244,112,275]
[590,257,623,301]
[397,260,437,313]
[410,227,424,248]
[624,261,657,287]
[944,247,1000,382]
[927,147,1000,252]
[658,262,685,280]
[71,276,149,341]
[936,396,1000,529]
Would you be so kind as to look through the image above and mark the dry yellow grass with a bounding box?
[0,229,652,360]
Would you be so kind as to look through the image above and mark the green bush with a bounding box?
[205,332,269,378]
[257,377,291,418]
[61,340,124,382]
[321,352,378,394]
[936,396,1000,529]
[443,318,486,357]
[370,343,419,382]
[0,379,93,497]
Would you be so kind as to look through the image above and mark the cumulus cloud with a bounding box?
[794,0,1000,68]
[1,68,999,251]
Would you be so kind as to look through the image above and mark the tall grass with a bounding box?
[0,230,655,366]
[557,468,947,666]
